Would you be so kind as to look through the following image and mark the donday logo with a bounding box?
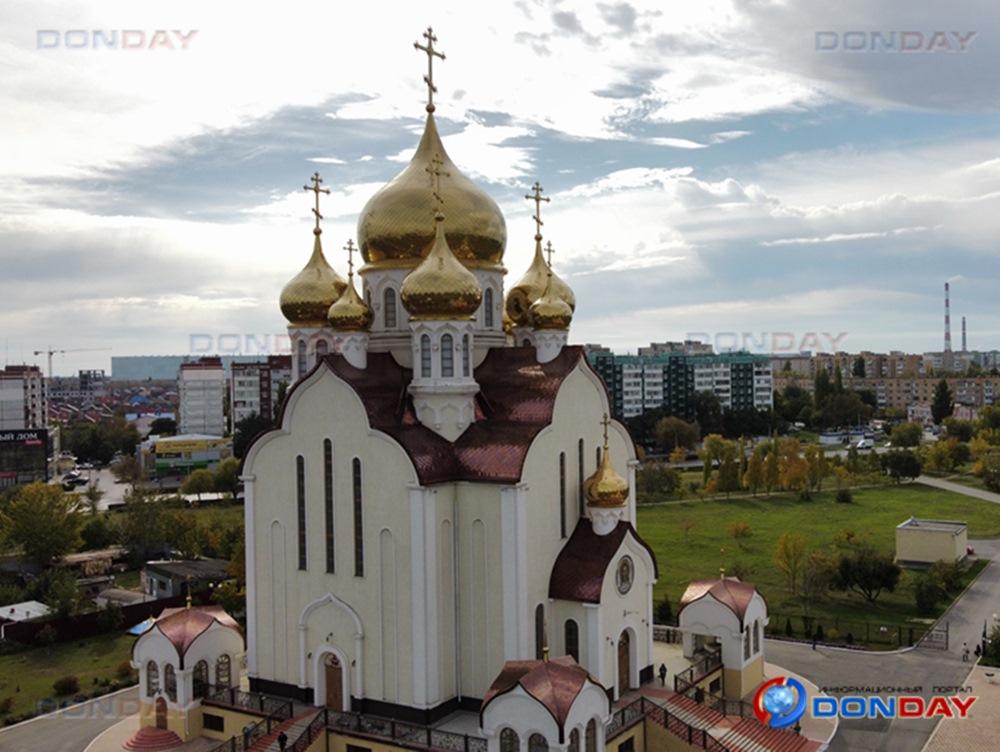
[754,676,808,729]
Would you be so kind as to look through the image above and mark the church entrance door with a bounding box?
[155,697,167,729]
[325,653,343,710]
[618,631,631,695]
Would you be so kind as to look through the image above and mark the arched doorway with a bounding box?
[154,697,167,729]
[618,631,631,695]
[324,653,344,710]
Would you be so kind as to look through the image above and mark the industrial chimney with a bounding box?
[962,316,967,352]
[944,282,952,353]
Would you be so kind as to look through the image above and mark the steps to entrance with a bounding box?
[660,692,727,730]
[121,726,184,751]
[249,710,322,752]
[718,718,819,752]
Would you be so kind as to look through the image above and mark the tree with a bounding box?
[743,451,764,496]
[148,417,177,437]
[165,511,205,559]
[62,417,141,465]
[655,595,673,625]
[718,447,741,497]
[80,515,120,550]
[821,392,873,429]
[832,545,901,603]
[214,457,241,501]
[804,445,827,492]
[35,568,80,617]
[182,469,215,501]
[931,379,954,425]
[701,434,727,487]
[274,381,289,422]
[233,412,273,458]
[774,533,807,594]
[80,483,105,515]
[668,446,687,464]
[881,450,922,483]
[890,422,922,448]
[943,417,975,443]
[654,416,699,452]
[833,365,844,395]
[0,483,82,567]
[764,445,780,496]
[980,452,1000,493]
[914,571,944,616]
[801,549,834,616]
[980,406,1000,432]
[120,489,167,564]
[635,463,680,499]
[729,521,752,549]
[691,391,724,437]
[112,455,144,488]
[853,356,866,378]
[814,370,834,411]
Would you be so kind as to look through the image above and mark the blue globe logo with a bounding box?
[754,677,807,729]
[763,685,796,716]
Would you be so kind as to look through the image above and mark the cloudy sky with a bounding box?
[3,0,1000,375]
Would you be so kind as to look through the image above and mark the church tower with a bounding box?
[280,173,346,381]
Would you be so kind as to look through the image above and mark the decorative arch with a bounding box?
[193,659,209,699]
[312,644,351,712]
[564,619,579,662]
[753,619,761,654]
[500,728,521,752]
[585,719,598,752]
[296,338,308,377]
[298,592,365,699]
[164,663,177,702]
[484,287,495,329]
[215,654,231,688]
[146,660,159,697]
[528,733,549,752]
[441,334,454,377]
[383,287,398,329]
[615,627,638,697]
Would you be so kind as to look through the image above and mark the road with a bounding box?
[917,475,1000,505]
[0,687,139,752]
[57,468,129,511]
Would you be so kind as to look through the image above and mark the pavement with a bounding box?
[916,475,1000,505]
[924,663,999,752]
[58,468,130,511]
[0,687,139,752]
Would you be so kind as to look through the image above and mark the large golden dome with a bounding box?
[400,211,483,320]
[506,237,575,326]
[280,231,347,327]
[357,112,506,269]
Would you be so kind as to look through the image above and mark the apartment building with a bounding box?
[178,357,226,437]
[229,355,293,431]
[0,365,47,430]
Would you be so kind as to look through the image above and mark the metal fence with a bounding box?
[632,699,732,751]
[203,686,294,719]
[327,710,488,752]
[674,652,723,694]
[766,613,927,648]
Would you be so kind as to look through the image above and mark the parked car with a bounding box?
[856,438,875,450]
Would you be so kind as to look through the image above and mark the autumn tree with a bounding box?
[774,533,807,594]
[831,545,901,603]
[182,469,215,501]
[0,483,82,567]
[655,417,699,452]
[743,451,764,496]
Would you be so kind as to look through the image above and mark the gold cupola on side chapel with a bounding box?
[585,414,629,535]
[328,239,374,369]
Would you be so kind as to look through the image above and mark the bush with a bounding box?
[814,624,825,641]
[655,595,673,625]
[784,618,793,637]
[116,661,134,680]
[0,697,13,715]
[915,573,943,616]
[930,560,963,593]
[846,632,854,644]
[35,624,57,647]
[53,676,79,696]
[835,488,853,504]
[826,628,840,641]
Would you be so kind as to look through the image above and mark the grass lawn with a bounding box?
[637,482,1000,641]
[0,632,136,721]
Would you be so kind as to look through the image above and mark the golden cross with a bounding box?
[303,172,330,233]
[525,181,550,240]
[344,239,356,277]
[425,152,450,209]
[601,413,610,448]
[544,240,555,269]
[414,26,446,112]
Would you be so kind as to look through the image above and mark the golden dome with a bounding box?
[280,230,347,327]
[328,272,372,332]
[529,270,573,330]
[585,417,629,508]
[502,308,515,335]
[400,212,483,320]
[357,112,506,270]
[506,237,575,326]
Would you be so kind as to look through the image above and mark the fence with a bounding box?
[203,687,294,719]
[766,613,927,648]
[327,710,488,752]
[652,624,684,644]
[618,698,732,751]
[677,683,755,720]
[674,652,722,694]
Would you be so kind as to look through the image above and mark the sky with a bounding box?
[2,0,1000,375]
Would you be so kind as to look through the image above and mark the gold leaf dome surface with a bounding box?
[400,212,483,320]
[585,439,629,508]
[280,231,347,327]
[328,273,373,332]
[506,238,575,326]
[529,271,573,330]
[357,113,506,269]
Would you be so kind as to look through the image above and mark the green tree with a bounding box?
[833,365,844,394]
[635,463,681,499]
[832,545,902,603]
[801,549,834,617]
[881,449,922,483]
[112,455,144,488]
[814,370,834,411]
[148,417,177,437]
[718,447,741,497]
[214,457,241,501]
[764,445,780,496]
[80,515,120,550]
[120,489,167,564]
[981,452,1000,493]
[274,381,289,422]
[233,412,273,459]
[80,483,105,515]
[36,568,80,617]
[181,469,215,501]
[852,356,866,378]
[0,483,82,566]
[931,379,954,424]
[890,422,923,448]
[655,595,673,625]
[743,451,764,496]
[165,511,205,559]
[654,416,699,452]
[691,391,724,437]
[774,532,807,594]
[943,417,975,443]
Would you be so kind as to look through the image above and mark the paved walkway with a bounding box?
[924,663,998,752]
[0,687,139,752]
[916,476,1000,504]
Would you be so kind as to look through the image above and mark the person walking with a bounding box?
[277,730,288,750]
[962,642,970,662]
[658,664,667,687]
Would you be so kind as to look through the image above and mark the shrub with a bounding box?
[814,624,825,641]
[835,488,853,504]
[52,676,79,696]
[35,624,57,647]
[116,661,134,679]
[0,697,13,715]
[846,632,854,644]
[930,561,963,593]
[784,618,793,637]
[826,628,840,641]
[655,596,673,625]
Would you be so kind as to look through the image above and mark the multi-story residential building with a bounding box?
[0,365,47,430]
[49,369,108,403]
[637,340,714,357]
[589,351,773,419]
[178,357,226,436]
[229,355,293,431]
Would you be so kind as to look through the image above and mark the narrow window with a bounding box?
[462,334,470,377]
[420,334,431,378]
[528,734,549,752]
[441,334,454,377]
[164,664,177,703]
[296,455,307,570]
[743,627,751,660]
[596,446,601,469]
[296,339,307,377]
[559,452,567,538]
[216,655,231,688]
[484,288,494,328]
[324,439,335,574]
[500,729,521,752]
[577,438,585,516]
[146,661,159,697]
[568,730,580,752]
[314,339,328,365]
[753,620,760,654]
[384,288,397,328]
[535,603,546,660]
[353,458,364,576]
[565,619,579,662]
[585,720,597,752]
[193,660,209,699]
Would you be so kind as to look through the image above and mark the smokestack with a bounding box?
[962,316,967,352]
[944,282,952,353]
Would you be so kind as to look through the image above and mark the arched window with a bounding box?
[743,627,751,660]
[528,733,549,752]
[296,455,306,570]
[534,603,546,660]
[296,339,308,377]
[193,660,209,699]
[462,334,470,377]
[146,661,159,697]
[568,729,580,752]
[565,619,579,662]
[500,728,520,752]
[164,664,177,703]
[216,654,231,688]
[577,439,585,516]
[753,620,760,654]
[558,452,567,538]
[314,339,328,365]
[522,337,531,347]
[484,288,494,328]
[441,334,454,377]
[420,334,432,378]
[585,720,597,752]
[324,439,335,574]
[383,288,397,329]
[353,458,364,576]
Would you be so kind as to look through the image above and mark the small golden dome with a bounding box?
[357,112,507,270]
[502,308,515,335]
[506,237,575,327]
[400,212,483,320]
[529,270,573,330]
[280,231,347,327]
[328,273,372,332]
[585,416,629,508]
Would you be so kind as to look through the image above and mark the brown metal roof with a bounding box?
[133,606,242,667]
[548,519,658,604]
[481,656,607,740]
[678,577,759,627]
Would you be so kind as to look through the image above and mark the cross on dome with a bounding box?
[304,172,331,235]
[414,26,446,113]
[525,181,550,241]
[425,152,451,210]
[344,238,357,277]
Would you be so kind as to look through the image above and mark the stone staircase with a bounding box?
[121,726,184,751]
[717,717,820,752]
[248,710,322,752]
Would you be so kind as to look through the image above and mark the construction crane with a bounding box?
[32,347,111,379]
